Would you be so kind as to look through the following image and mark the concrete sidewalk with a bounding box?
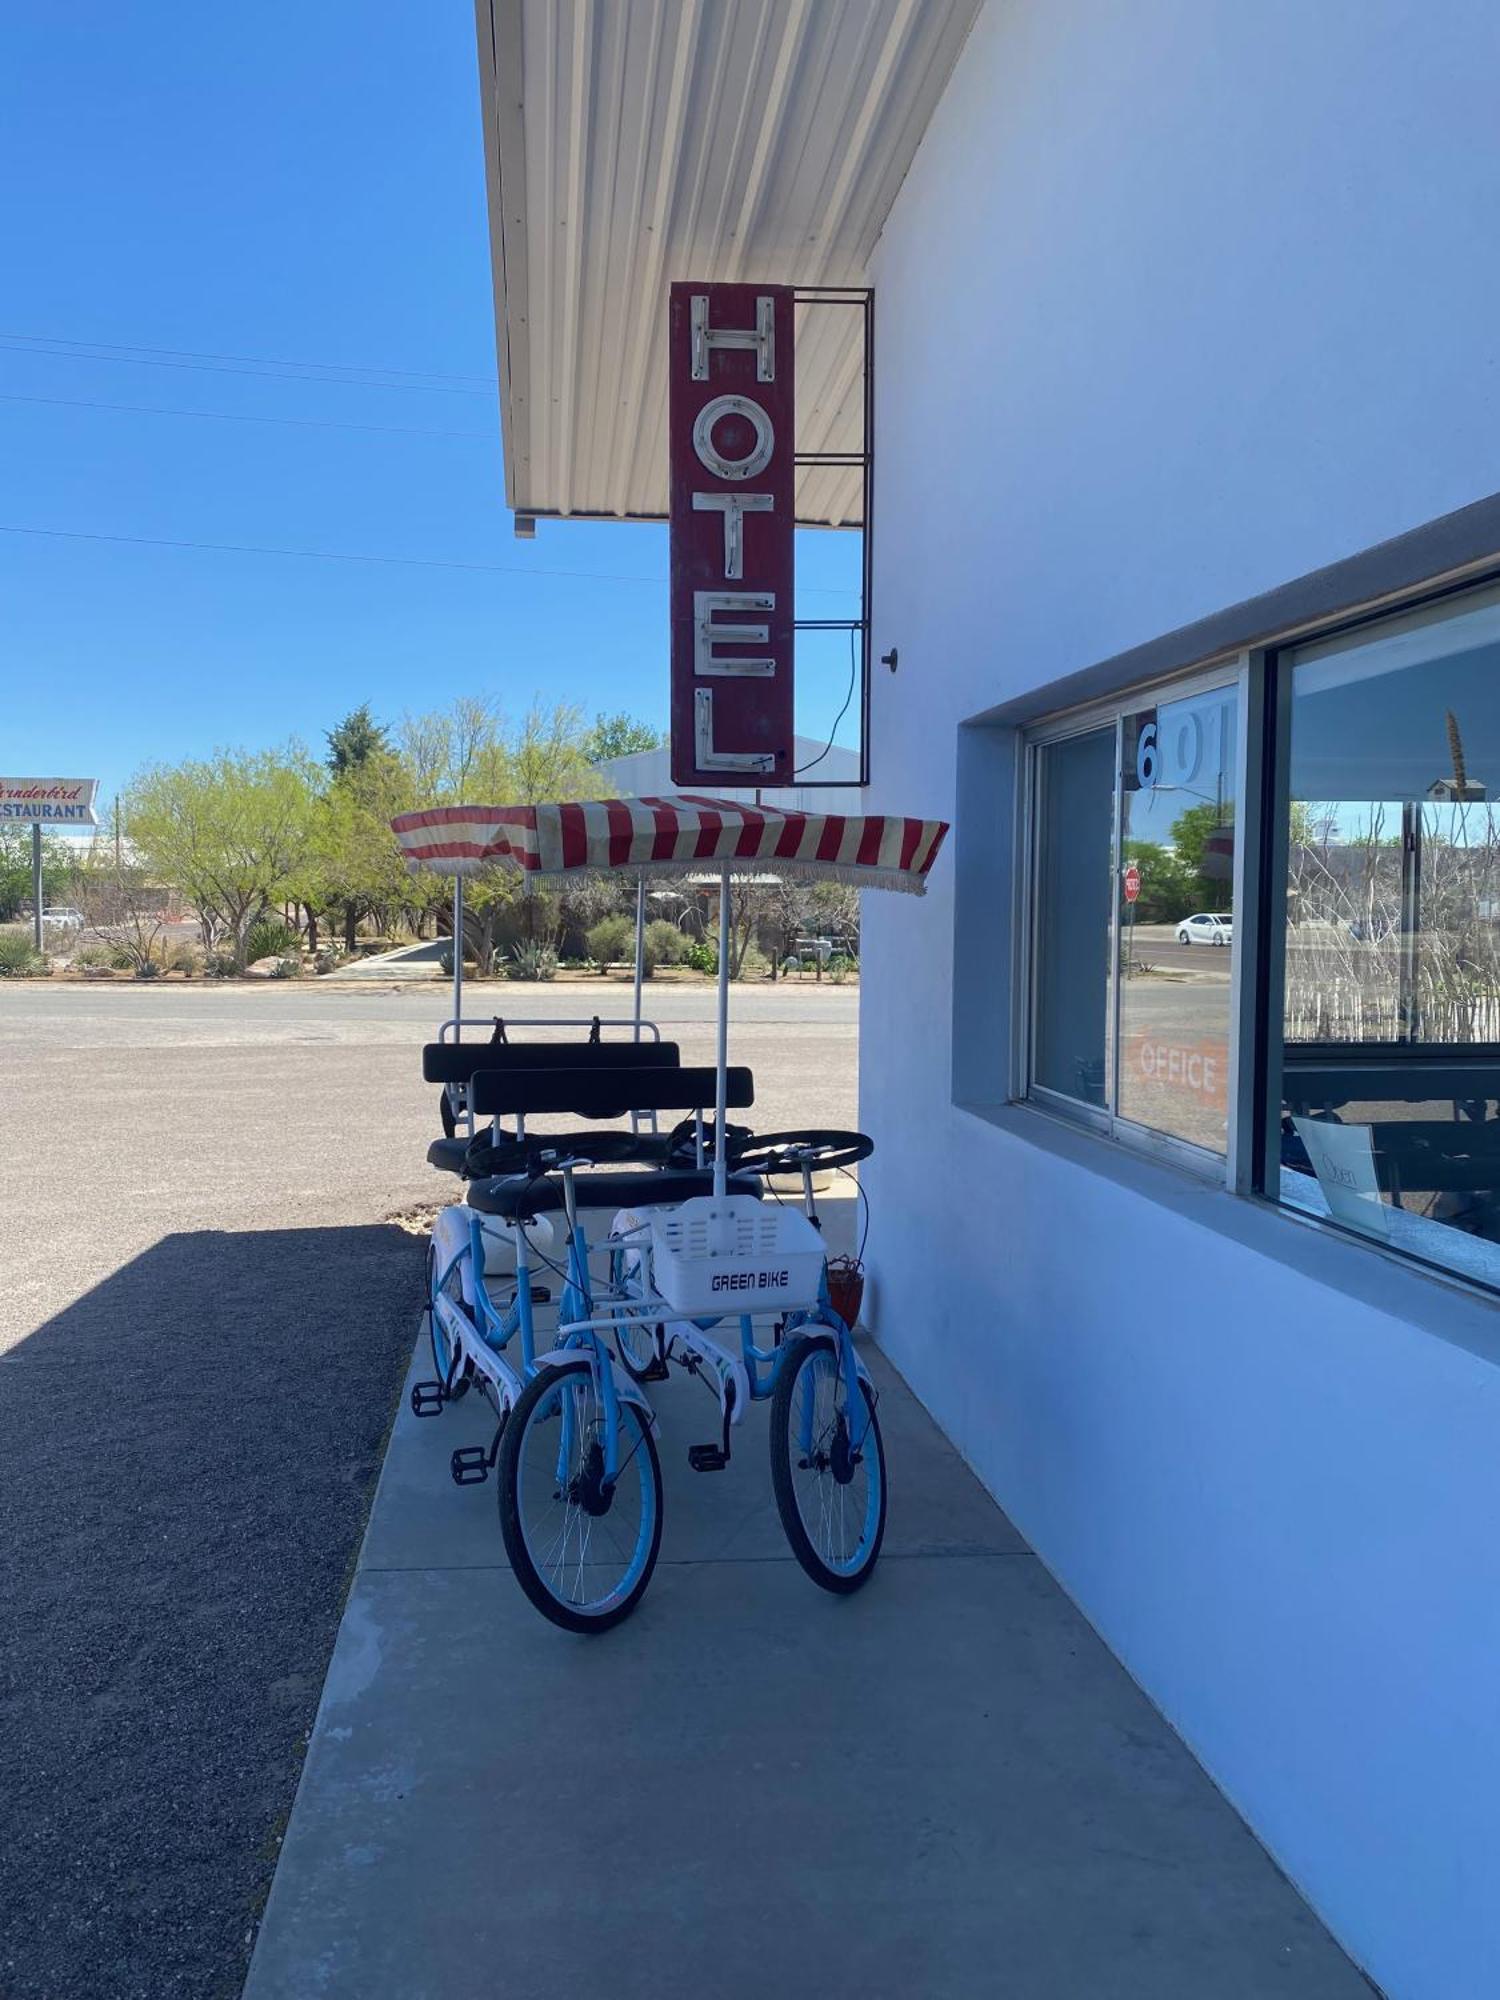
[244,1237,1367,2000]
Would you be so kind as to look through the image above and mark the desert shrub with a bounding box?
[72,942,116,970]
[827,954,856,983]
[313,945,345,975]
[203,949,239,979]
[684,938,718,975]
[506,941,558,982]
[268,955,302,980]
[133,958,162,980]
[168,943,203,978]
[245,917,299,964]
[643,919,688,968]
[0,933,44,976]
[585,915,633,966]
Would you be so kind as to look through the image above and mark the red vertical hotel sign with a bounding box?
[668,282,795,786]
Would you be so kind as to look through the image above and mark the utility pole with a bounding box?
[31,823,43,952]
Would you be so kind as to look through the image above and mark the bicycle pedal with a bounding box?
[410,1380,447,1418]
[640,1356,670,1383]
[687,1443,730,1472]
[450,1445,491,1486]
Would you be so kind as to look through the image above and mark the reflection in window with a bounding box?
[1274,583,1500,1288]
[1118,687,1237,1154]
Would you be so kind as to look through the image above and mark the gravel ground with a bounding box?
[0,980,857,2000]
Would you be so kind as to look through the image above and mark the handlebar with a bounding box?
[725,1129,875,1175]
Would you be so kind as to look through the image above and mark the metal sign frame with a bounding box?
[790,286,874,790]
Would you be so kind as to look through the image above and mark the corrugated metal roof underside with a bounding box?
[476,0,981,528]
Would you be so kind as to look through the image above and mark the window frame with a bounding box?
[1018,656,1250,1183]
[1009,559,1500,1303]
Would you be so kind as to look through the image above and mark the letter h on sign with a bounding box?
[669,283,795,785]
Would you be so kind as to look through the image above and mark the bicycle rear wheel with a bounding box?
[770,1333,886,1592]
[497,1359,662,1633]
[607,1248,662,1381]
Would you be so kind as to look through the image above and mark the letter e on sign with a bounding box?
[668,282,795,785]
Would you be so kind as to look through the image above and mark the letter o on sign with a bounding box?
[692,394,775,481]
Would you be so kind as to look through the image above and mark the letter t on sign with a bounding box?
[669,283,795,786]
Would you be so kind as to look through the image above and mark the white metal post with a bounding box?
[632,875,645,1041]
[714,866,731,1198]
[31,823,43,953]
[452,874,464,1036]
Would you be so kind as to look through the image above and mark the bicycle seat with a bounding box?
[427,1136,473,1176]
[466,1168,764,1221]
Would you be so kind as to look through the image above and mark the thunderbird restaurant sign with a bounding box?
[0,777,100,826]
[668,282,795,785]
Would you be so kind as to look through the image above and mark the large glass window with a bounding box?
[1018,570,1500,1294]
[1027,676,1239,1160]
[1268,583,1500,1290]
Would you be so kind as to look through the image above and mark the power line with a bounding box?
[0,520,859,598]
[0,329,494,388]
[0,522,666,582]
[0,389,491,442]
[0,339,493,397]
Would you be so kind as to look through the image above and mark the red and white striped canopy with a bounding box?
[391,796,947,894]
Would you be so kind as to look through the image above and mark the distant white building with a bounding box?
[598,736,862,816]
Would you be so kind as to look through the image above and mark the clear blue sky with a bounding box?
[1,0,860,798]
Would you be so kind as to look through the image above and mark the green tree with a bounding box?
[325,703,390,777]
[124,748,319,970]
[1122,839,1199,923]
[583,711,665,764]
[0,827,75,922]
[304,751,419,951]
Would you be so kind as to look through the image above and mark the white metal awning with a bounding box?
[474,0,980,531]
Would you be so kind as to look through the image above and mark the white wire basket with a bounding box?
[648,1195,825,1316]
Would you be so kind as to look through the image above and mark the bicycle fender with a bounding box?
[531,1345,658,1424]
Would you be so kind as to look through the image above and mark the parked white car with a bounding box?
[42,906,86,929]
[1176,912,1233,947]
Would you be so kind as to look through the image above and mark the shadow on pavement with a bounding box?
[0,1222,423,2000]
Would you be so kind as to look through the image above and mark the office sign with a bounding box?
[0,777,99,826]
[668,281,795,785]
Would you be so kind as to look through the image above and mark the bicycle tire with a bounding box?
[770,1333,886,1593]
[497,1359,663,1633]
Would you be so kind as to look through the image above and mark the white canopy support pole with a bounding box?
[632,875,645,1042]
[452,875,464,1036]
[714,865,731,1198]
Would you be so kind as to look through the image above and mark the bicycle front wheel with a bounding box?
[497,1359,663,1633]
[770,1334,886,1592]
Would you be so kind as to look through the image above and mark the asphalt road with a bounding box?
[0,979,858,2000]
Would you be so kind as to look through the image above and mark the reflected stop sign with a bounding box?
[1123,862,1141,903]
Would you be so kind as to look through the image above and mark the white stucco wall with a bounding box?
[861,5,1500,1995]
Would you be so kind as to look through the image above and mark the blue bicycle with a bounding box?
[419,1129,687,1631]
[607,1129,887,1598]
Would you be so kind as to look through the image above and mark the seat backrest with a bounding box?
[422,1039,680,1086]
[470,1064,753,1121]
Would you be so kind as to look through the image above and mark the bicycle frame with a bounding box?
[596,1172,876,1449]
[430,1167,656,1460]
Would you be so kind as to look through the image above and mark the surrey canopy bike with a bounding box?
[392,793,947,1632]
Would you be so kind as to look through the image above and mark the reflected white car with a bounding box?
[1176,912,1233,947]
